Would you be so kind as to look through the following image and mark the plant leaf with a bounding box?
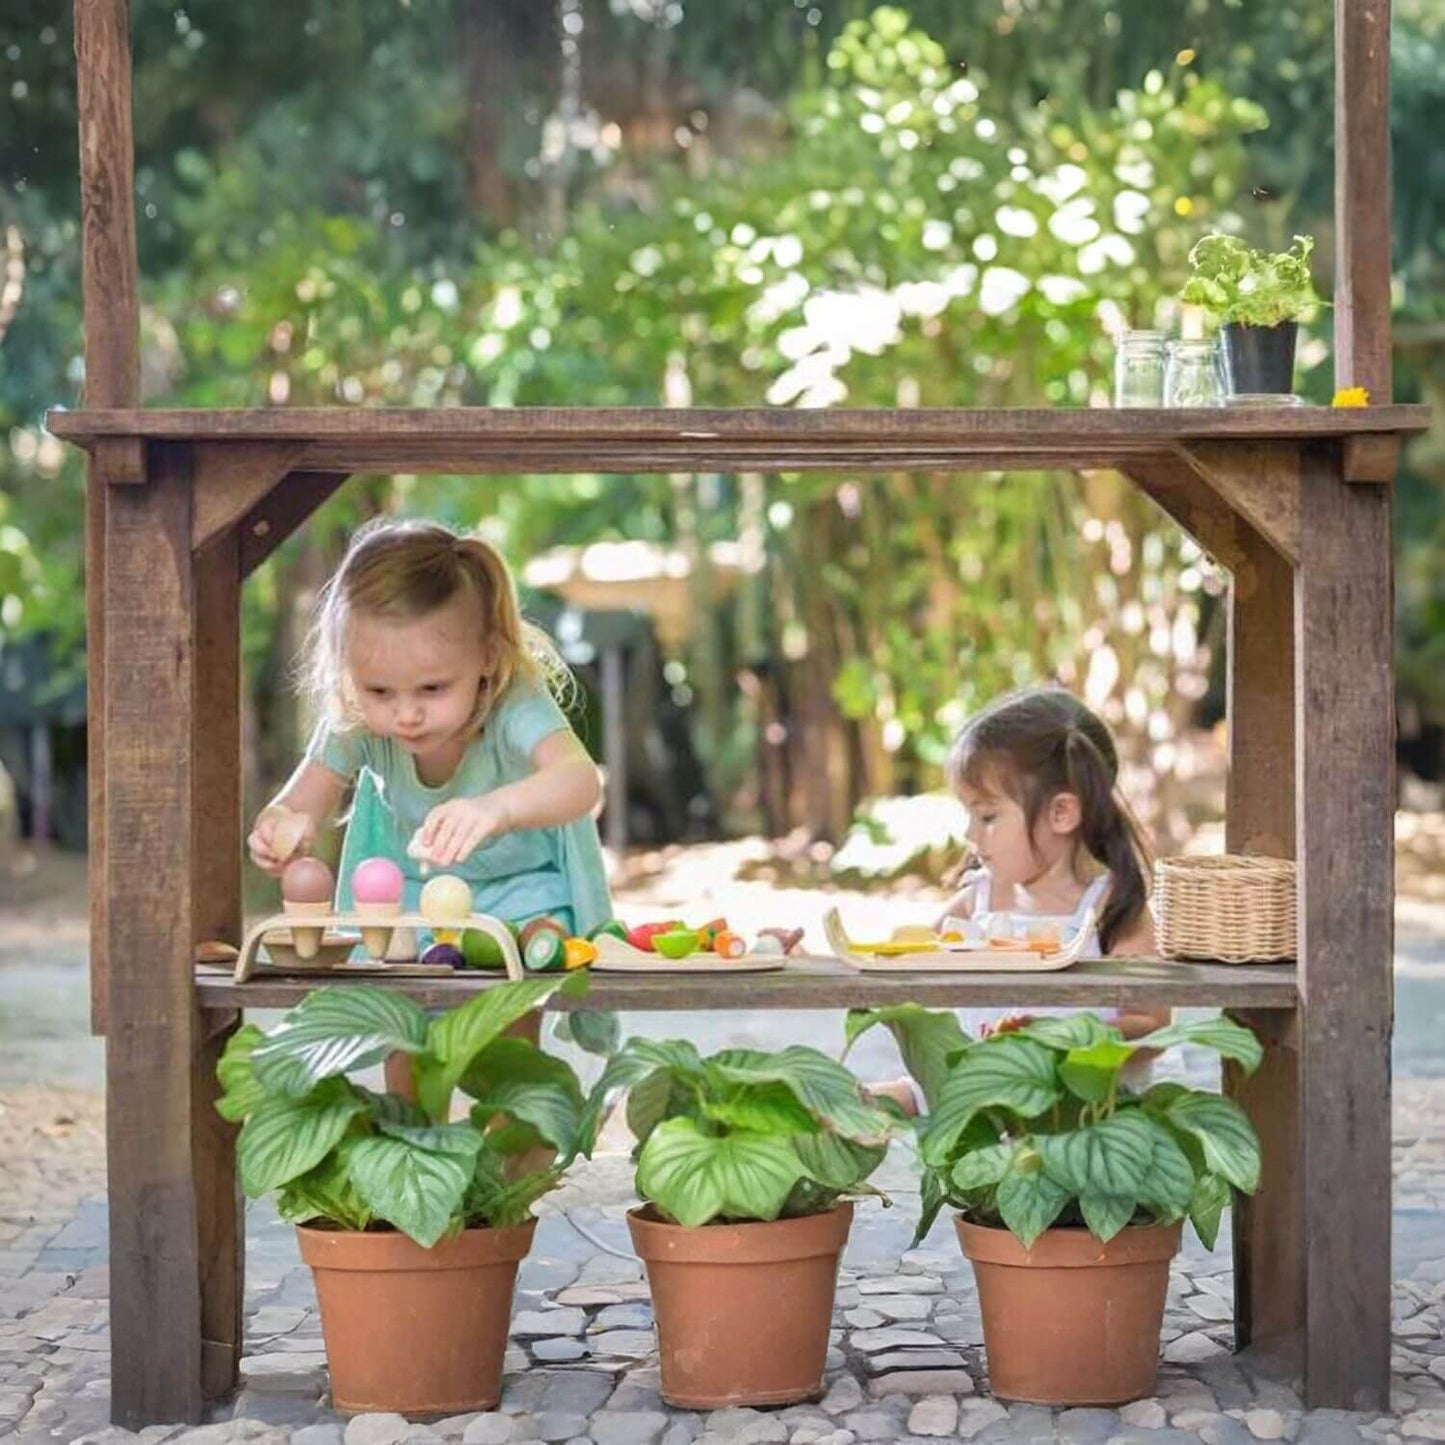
[551,1009,620,1058]
[1058,1038,1137,1104]
[710,1046,896,1145]
[914,1164,950,1247]
[347,1130,480,1247]
[275,1145,373,1231]
[702,1081,818,1135]
[636,1117,803,1227]
[996,1149,1071,1247]
[252,989,429,1097]
[1189,1172,1231,1250]
[417,974,579,1120]
[215,1023,268,1122]
[462,1037,585,1157]
[1013,1014,1121,1052]
[1036,1110,1194,1216]
[951,1140,1019,1192]
[843,1004,971,1111]
[920,1037,1061,1166]
[1132,1016,1263,1075]
[237,1078,367,1196]
[577,1037,709,1155]
[624,1068,679,1147]
[1157,1091,1261,1193]
[792,1130,888,1191]
[1078,1190,1136,1242]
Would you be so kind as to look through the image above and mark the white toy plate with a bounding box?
[823,907,1093,973]
[589,934,786,974]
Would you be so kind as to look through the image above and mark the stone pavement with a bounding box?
[4,1086,1445,1445]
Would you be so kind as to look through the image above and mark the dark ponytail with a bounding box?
[1062,726,1150,954]
[945,686,1151,954]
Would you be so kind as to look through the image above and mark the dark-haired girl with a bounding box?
[873,686,1167,1115]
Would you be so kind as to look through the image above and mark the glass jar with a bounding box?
[1113,330,1167,407]
[1164,338,1226,407]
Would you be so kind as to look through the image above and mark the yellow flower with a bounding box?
[1332,386,1371,408]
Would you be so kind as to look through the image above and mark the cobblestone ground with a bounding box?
[4,853,1445,1445]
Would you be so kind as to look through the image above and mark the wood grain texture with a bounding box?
[75,0,142,1034]
[1225,531,1301,1356]
[1181,442,1300,565]
[190,442,305,550]
[1120,454,1252,575]
[191,530,244,1400]
[104,441,203,1427]
[1296,441,1394,1409]
[1335,0,1394,400]
[1342,433,1399,484]
[46,403,1431,446]
[195,957,1300,1012]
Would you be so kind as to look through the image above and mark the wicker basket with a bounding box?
[1154,855,1297,963]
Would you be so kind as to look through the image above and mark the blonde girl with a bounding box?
[247,518,610,935]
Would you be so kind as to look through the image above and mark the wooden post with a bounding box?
[76,0,142,1034]
[1335,0,1393,400]
[1224,525,1302,1361]
[1296,441,1394,1410]
[105,442,204,1428]
[600,644,628,852]
[192,524,245,1401]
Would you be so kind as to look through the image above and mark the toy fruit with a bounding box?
[751,934,786,956]
[712,929,745,959]
[520,916,568,972]
[653,928,701,960]
[461,928,506,970]
[563,937,598,971]
[589,919,629,943]
[757,926,805,955]
[420,942,465,969]
[627,920,683,953]
[694,917,729,950]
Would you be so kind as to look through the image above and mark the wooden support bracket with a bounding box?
[239,470,349,578]
[1178,441,1300,566]
[1116,452,1252,575]
[1342,433,1399,485]
[190,442,307,552]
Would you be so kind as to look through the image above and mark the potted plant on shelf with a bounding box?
[1179,232,1320,397]
[579,1037,901,1408]
[215,974,588,1418]
[847,1008,1262,1406]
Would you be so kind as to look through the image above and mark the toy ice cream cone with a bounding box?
[280,857,335,961]
[352,857,405,960]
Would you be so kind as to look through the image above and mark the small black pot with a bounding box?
[1221,321,1298,396]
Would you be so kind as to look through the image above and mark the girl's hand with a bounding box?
[247,805,314,875]
[412,795,514,868]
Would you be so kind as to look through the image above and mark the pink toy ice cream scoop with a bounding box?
[352,857,404,907]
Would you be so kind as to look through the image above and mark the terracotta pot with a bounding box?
[957,1217,1183,1406]
[628,1202,853,1408]
[298,1218,535,1416]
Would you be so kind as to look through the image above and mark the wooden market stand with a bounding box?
[52,0,1429,1428]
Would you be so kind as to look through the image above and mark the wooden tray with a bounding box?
[589,934,786,974]
[823,907,1093,973]
[234,911,524,983]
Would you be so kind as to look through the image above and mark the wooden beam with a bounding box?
[239,470,348,578]
[105,441,204,1427]
[75,0,142,1034]
[1178,441,1299,566]
[1224,527,1301,1360]
[190,442,306,551]
[191,530,245,1400]
[1335,0,1394,401]
[1296,441,1393,1410]
[1342,433,1400,485]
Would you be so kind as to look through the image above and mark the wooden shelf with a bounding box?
[48,404,1429,475]
[196,955,1299,1012]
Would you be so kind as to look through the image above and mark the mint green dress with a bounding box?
[307,680,611,936]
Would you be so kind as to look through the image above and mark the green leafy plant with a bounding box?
[847,1010,1262,1248]
[215,976,589,1247]
[1179,233,1321,327]
[579,1038,901,1228]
